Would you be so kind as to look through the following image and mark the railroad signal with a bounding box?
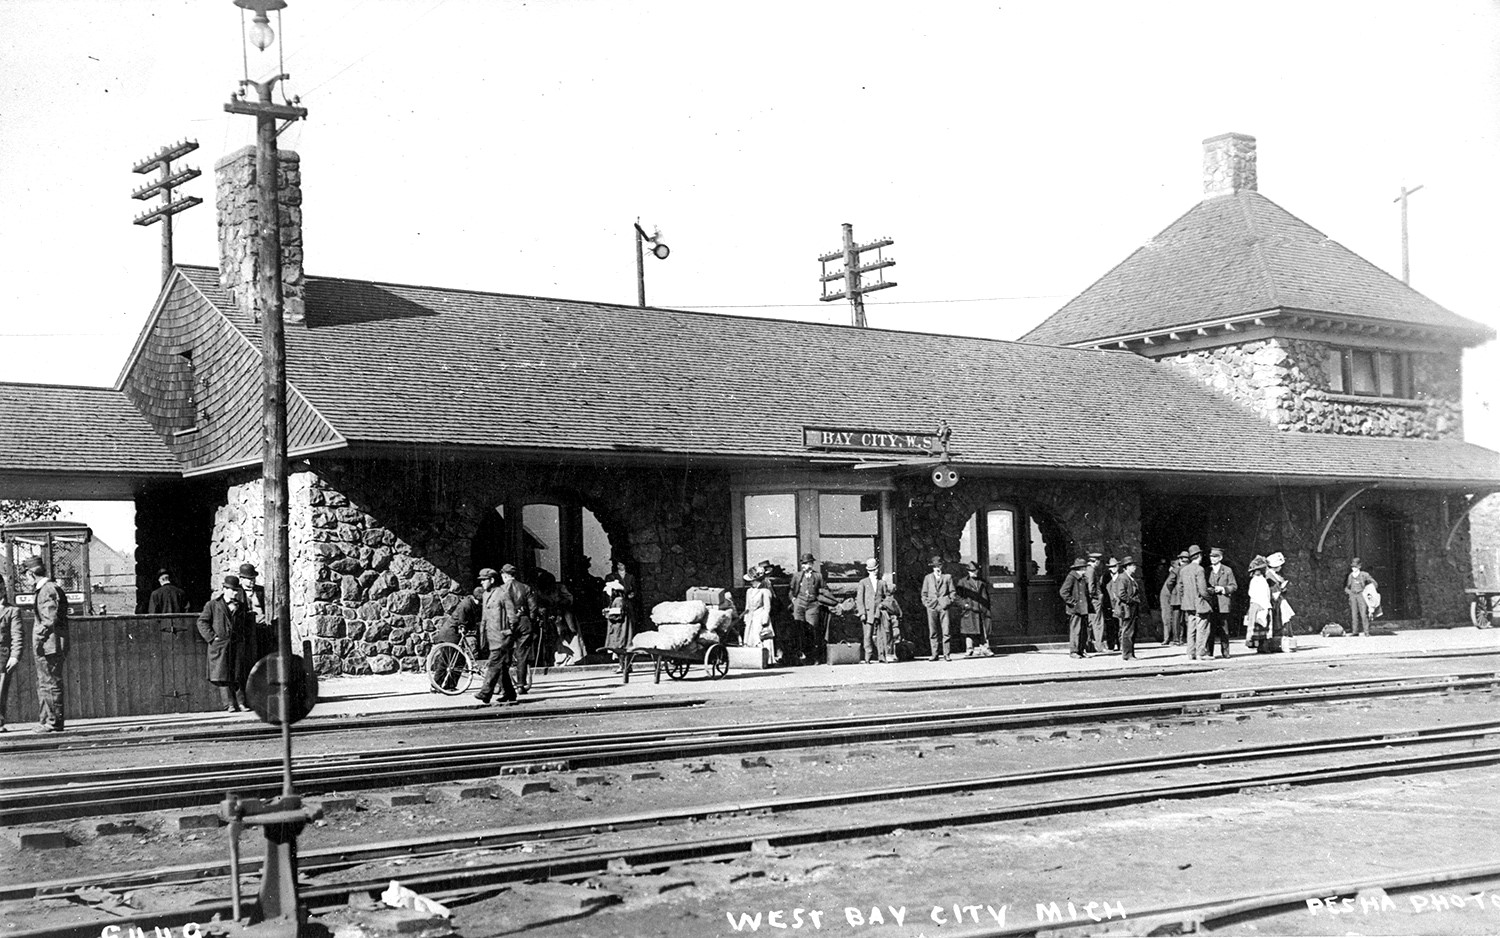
[818,222,896,327]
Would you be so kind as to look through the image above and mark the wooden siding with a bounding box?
[2,614,223,721]
[120,273,342,473]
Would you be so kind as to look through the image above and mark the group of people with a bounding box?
[1060,552,1151,660]
[0,556,69,732]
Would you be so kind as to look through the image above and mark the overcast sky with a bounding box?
[3,0,1498,553]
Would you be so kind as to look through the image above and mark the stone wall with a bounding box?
[1160,338,1463,438]
[215,146,305,323]
[207,456,735,676]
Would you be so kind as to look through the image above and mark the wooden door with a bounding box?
[983,506,1021,639]
[1355,509,1408,618]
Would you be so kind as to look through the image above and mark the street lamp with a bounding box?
[634,220,669,307]
[222,1,317,934]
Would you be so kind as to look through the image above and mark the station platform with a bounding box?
[21,624,1496,736]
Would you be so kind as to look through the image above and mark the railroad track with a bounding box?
[5,670,1497,824]
[8,726,1500,938]
[0,695,704,756]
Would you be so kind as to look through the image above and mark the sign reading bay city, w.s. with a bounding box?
[804,427,939,453]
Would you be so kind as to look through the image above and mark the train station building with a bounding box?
[2,132,1497,678]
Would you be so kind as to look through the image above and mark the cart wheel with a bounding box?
[664,658,691,681]
[705,643,729,679]
[426,642,475,696]
[1473,599,1498,629]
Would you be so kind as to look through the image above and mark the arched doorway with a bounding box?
[960,502,1068,644]
[470,498,619,651]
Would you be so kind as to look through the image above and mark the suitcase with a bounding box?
[727,645,768,670]
[892,640,915,662]
[826,641,862,665]
[686,587,734,609]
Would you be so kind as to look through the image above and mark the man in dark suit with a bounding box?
[920,555,956,661]
[196,575,252,711]
[147,569,189,614]
[790,553,826,664]
[238,563,269,668]
[1060,557,1090,659]
[1108,555,1143,660]
[1085,551,1111,653]
[1178,545,1212,659]
[1206,547,1238,659]
[26,556,69,732]
[1166,551,1189,645]
[854,558,893,663]
[499,564,542,693]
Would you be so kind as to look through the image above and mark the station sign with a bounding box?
[803,426,940,453]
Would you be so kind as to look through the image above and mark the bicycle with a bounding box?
[425,632,482,696]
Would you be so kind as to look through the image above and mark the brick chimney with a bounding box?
[1202,132,1257,198]
[215,145,305,323]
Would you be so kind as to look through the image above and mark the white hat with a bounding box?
[1265,551,1286,568]
[864,558,879,570]
[604,580,624,594]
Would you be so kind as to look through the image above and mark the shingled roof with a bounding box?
[1020,192,1495,347]
[173,267,1499,488]
[0,382,181,491]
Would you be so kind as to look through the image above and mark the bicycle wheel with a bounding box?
[426,642,475,695]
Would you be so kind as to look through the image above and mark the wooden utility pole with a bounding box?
[1393,184,1424,284]
[818,223,896,327]
[131,140,202,284]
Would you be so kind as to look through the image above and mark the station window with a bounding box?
[1326,347,1411,398]
[817,493,880,582]
[743,493,799,576]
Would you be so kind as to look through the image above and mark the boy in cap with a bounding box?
[1206,547,1237,658]
[1108,556,1142,660]
[1059,557,1091,659]
[1344,558,1377,637]
[920,556,956,660]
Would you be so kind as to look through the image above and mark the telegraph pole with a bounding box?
[818,223,896,327]
[131,140,202,284]
[634,221,669,307]
[1393,184,1424,284]
[223,2,312,930]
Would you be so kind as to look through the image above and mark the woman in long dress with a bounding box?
[1245,555,1272,652]
[602,575,631,666]
[743,575,776,664]
[1265,551,1295,652]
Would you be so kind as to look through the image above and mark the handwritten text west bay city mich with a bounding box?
[725,900,1127,931]
[803,428,938,453]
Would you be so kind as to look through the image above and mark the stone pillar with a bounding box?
[215,145,305,323]
[1202,132,1256,198]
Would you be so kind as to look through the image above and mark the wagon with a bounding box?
[1467,588,1500,629]
[622,640,730,684]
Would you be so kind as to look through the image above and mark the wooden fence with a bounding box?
[2,613,223,724]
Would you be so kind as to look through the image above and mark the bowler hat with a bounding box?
[222,574,242,589]
[800,553,815,564]
[1186,544,1202,559]
[1209,547,1224,559]
[864,558,879,571]
[239,563,259,578]
[1070,557,1087,570]
[23,556,45,575]
[1119,555,1136,566]
[157,568,171,578]
[499,563,519,575]
[929,555,943,567]
[478,567,498,580]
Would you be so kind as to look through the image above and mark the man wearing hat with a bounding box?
[499,565,542,693]
[147,568,189,614]
[1059,557,1091,658]
[955,561,993,657]
[1163,551,1189,645]
[237,563,268,665]
[789,553,825,664]
[196,575,252,711]
[1085,551,1112,653]
[921,556,956,660]
[1206,548,1238,658]
[1178,545,1212,659]
[473,567,518,705]
[855,558,893,663]
[1108,556,1143,660]
[24,557,69,732]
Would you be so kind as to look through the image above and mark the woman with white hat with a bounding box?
[1265,552,1296,652]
